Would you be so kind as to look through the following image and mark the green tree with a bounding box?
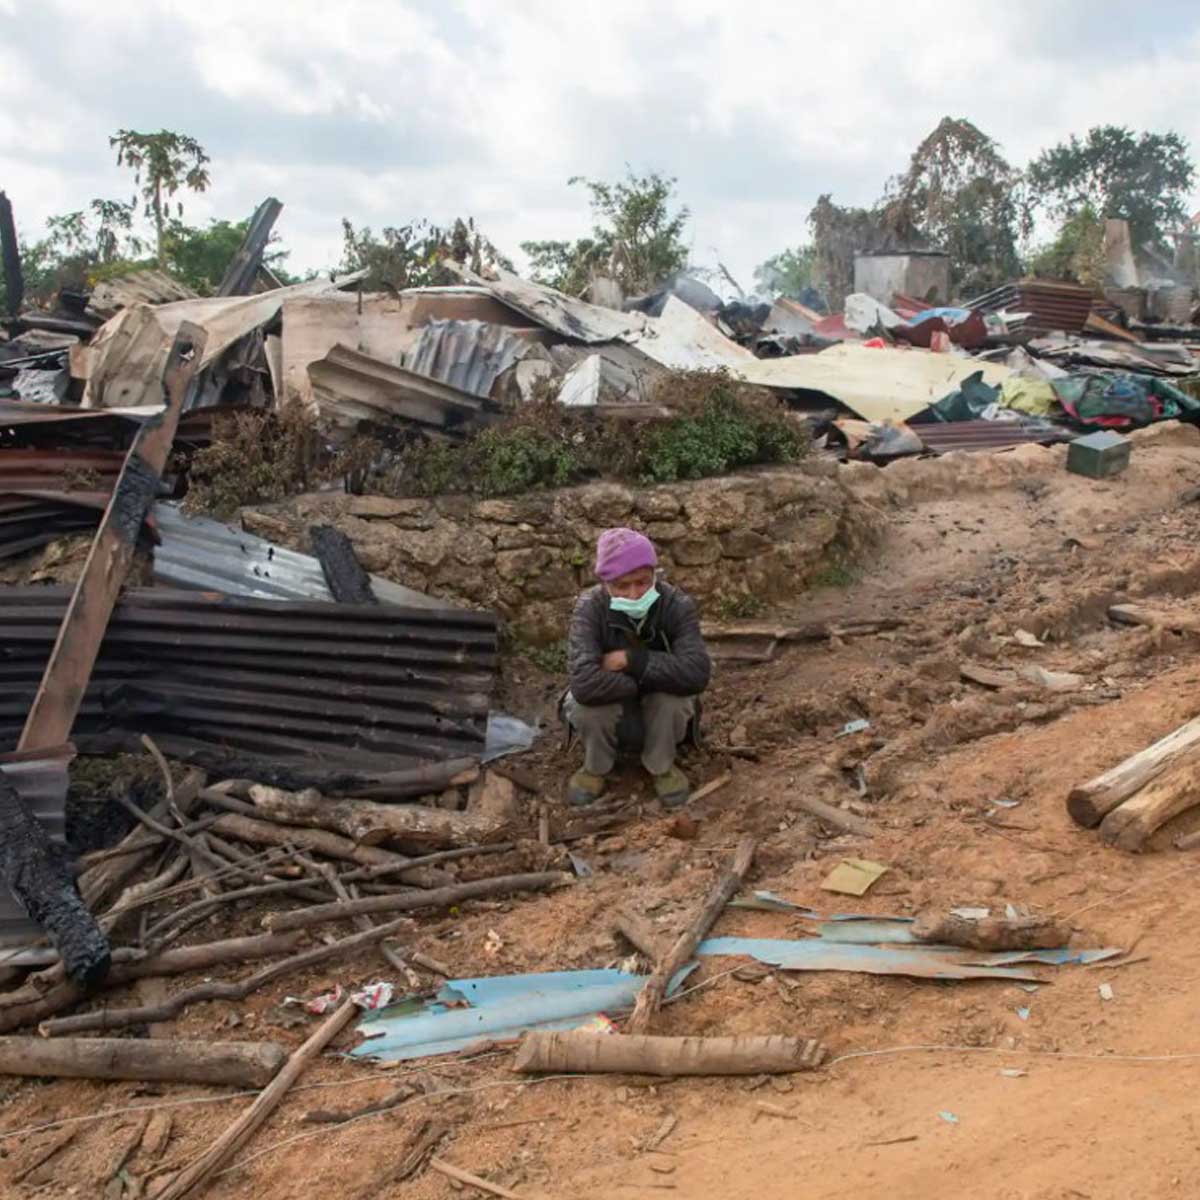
[753,245,816,297]
[339,216,509,290]
[163,217,293,294]
[110,128,211,267]
[881,117,1021,294]
[1027,204,1106,288]
[807,195,887,309]
[521,170,689,296]
[1026,126,1195,254]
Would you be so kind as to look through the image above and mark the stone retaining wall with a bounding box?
[243,464,873,642]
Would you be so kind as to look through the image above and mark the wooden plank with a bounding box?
[18,324,206,751]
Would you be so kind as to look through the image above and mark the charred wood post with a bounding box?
[0,190,22,321]
[217,197,283,297]
[0,775,109,986]
[310,525,378,605]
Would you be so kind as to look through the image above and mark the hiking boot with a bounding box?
[567,770,607,808]
[653,765,690,809]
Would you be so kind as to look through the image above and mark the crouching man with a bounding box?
[563,527,712,809]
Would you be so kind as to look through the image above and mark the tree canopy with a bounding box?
[1027,125,1195,253]
[338,216,510,291]
[522,170,689,297]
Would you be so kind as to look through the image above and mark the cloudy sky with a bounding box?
[1,0,1198,293]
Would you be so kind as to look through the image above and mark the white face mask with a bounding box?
[609,586,660,621]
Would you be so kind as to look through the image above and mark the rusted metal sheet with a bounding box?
[0,447,127,491]
[914,421,1070,456]
[0,494,109,559]
[85,270,198,323]
[967,279,1094,336]
[18,324,206,752]
[404,319,541,399]
[0,745,71,948]
[0,589,497,771]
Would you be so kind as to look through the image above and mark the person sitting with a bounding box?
[563,527,712,808]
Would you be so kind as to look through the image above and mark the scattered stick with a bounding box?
[359,1118,448,1192]
[612,910,671,962]
[0,1036,287,1087]
[429,1158,522,1199]
[39,916,410,1037]
[264,871,568,934]
[1067,715,1200,828]
[792,793,875,838]
[514,1032,826,1076]
[154,999,357,1200]
[411,951,452,977]
[625,836,757,1035]
[304,1084,416,1125]
[1099,759,1200,852]
[689,772,733,806]
[12,1126,78,1184]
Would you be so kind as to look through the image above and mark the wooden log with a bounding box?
[1099,759,1200,852]
[339,758,481,801]
[793,793,875,838]
[246,783,507,851]
[18,325,206,752]
[911,912,1070,951]
[1109,604,1200,634]
[264,871,567,933]
[514,1031,827,1076]
[1067,715,1200,827]
[154,1000,357,1200]
[113,931,305,982]
[625,836,757,1036]
[0,1036,287,1087]
[205,812,451,887]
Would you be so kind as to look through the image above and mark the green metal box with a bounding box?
[1067,430,1130,479]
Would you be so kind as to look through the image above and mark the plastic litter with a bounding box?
[482,712,538,763]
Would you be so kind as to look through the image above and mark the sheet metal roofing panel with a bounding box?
[0,447,127,491]
[0,746,71,948]
[0,589,497,770]
[150,503,445,609]
[404,319,536,398]
[914,421,1071,455]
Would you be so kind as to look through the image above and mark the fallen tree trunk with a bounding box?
[206,812,451,887]
[514,1031,827,1076]
[155,1000,357,1200]
[625,835,757,1036]
[1068,715,1200,828]
[0,1036,287,1087]
[1099,759,1200,852]
[793,794,875,838]
[0,775,110,987]
[264,871,567,933]
[247,784,507,851]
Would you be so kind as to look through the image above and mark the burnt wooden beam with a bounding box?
[17,323,207,751]
[0,190,23,321]
[217,197,283,297]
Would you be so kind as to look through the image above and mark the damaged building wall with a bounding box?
[853,252,951,307]
[242,464,874,644]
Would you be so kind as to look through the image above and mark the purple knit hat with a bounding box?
[594,527,657,581]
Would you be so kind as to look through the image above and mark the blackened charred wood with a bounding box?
[217,197,282,297]
[0,776,110,987]
[310,525,378,606]
[0,191,22,321]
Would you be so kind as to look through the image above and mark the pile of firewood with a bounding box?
[0,744,627,1043]
[1068,714,1200,851]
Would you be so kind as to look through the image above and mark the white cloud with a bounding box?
[1,0,1198,289]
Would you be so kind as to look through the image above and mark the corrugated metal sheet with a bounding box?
[86,269,198,322]
[0,589,497,771]
[967,279,1094,336]
[151,503,446,609]
[0,448,127,492]
[0,493,107,558]
[404,320,536,399]
[0,746,71,948]
[914,421,1071,455]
